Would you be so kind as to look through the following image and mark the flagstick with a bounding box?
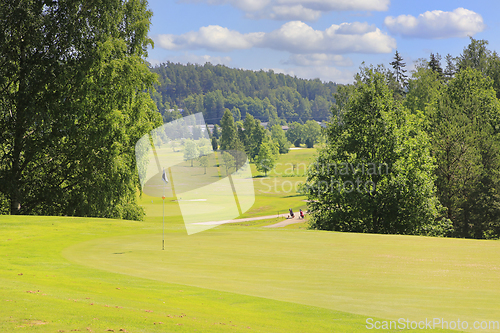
[161,167,169,251]
[162,188,165,251]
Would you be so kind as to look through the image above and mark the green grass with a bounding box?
[1,147,499,332]
[0,215,426,333]
[141,149,315,220]
[2,215,499,332]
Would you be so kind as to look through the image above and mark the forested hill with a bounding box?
[149,62,338,124]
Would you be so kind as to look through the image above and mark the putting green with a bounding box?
[64,226,500,329]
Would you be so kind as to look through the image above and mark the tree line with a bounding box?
[305,37,500,239]
[149,62,337,124]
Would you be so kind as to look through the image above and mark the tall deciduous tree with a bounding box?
[242,114,256,154]
[457,37,500,99]
[250,120,266,160]
[0,0,161,219]
[183,139,199,167]
[404,66,443,131]
[286,122,304,147]
[255,137,277,176]
[199,155,209,174]
[305,68,450,236]
[270,125,289,154]
[231,107,241,122]
[302,120,322,148]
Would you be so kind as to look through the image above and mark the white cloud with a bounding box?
[336,22,376,34]
[262,21,395,53]
[178,0,271,11]
[284,54,353,67]
[155,26,264,52]
[277,0,389,12]
[251,5,322,21]
[271,66,355,84]
[231,0,273,11]
[384,8,485,39]
[155,21,396,54]
[178,0,389,21]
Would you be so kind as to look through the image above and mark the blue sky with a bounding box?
[146,0,500,84]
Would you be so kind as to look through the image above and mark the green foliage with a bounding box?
[213,124,221,139]
[390,50,408,89]
[331,84,355,126]
[250,121,267,160]
[162,108,182,123]
[403,37,500,239]
[270,124,290,154]
[231,106,241,122]
[305,69,448,236]
[302,120,322,148]
[199,155,209,174]
[305,138,314,148]
[0,0,160,219]
[458,37,491,73]
[150,62,337,123]
[219,109,246,171]
[183,139,199,167]
[219,108,240,151]
[457,37,500,99]
[430,68,500,238]
[286,122,304,147]
[255,139,278,176]
[242,114,256,153]
[404,66,443,130]
[444,54,457,78]
[428,53,443,78]
[197,137,212,156]
[211,137,218,151]
[220,151,236,175]
[192,125,202,140]
[357,63,404,101]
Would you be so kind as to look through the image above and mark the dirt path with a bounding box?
[192,214,284,226]
[192,213,306,228]
[264,216,305,228]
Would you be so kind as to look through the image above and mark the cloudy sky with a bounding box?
[146,0,500,84]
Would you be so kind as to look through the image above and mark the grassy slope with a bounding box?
[65,225,500,329]
[1,148,497,332]
[140,148,315,219]
[1,215,402,333]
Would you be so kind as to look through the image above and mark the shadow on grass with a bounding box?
[283,193,306,198]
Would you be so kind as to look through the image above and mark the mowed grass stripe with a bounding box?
[63,224,500,329]
[1,215,440,333]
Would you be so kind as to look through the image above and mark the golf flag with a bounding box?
[162,168,169,184]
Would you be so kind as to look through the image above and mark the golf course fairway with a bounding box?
[1,215,499,332]
[64,225,500,329]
